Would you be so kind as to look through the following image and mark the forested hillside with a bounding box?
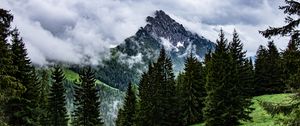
[1,1,300,126]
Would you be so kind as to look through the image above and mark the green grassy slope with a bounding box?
[64,69,121,92]
[192,93,293,126]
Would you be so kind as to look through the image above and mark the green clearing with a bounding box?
[192,93,293,126]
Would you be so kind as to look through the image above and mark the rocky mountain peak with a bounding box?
[144,10,188,43]
[101,10,215,91]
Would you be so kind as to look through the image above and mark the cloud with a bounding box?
[0,0,289,64]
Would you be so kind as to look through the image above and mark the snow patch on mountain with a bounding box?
[176,41,184,48]
[160,37,180,52]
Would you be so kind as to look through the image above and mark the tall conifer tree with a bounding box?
[137,64,154,126]
[73,66,103,126]
[255,41,284,94]
[5,28,41,126]
[48,66,68,126]
[138,48,179,126]
[178,54,205,125]
[0,9,24,125]
[204,29,252,126]
[116,82,137,126]
[228,30,253,122]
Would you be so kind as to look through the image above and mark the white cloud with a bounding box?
[0,0,289,64]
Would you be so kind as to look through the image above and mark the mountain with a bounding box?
[96,10,215,90]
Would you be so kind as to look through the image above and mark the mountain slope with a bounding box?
[97,10,215,90]
[63,69,124,126]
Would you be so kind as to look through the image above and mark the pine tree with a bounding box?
[244,58,255,96]
[48,66,68,126]
[204,29,232,126]
[0,9,24,125]
[255,41,284,94]
[266,41,284,92]
[116,82,137,126]
[39,69,51,126]
[178,54,205,125]
[137,64,154,126]
[282,36,300,89]
[152,47,179,126]
[138,48,179,126]
[0,9,22,101]
[73,66,103,126]
[4,28,42,126]
[228,30,253,122]
[254,45,269,95]
[203,29,252,126]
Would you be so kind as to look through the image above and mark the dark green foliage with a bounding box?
[48,66,68,125]
[0,9,26,125]
[5,70,42,126]
[259,1,300,125]
[255,41,285,95]
[73,66,103,126]
[11,28,33,85]
[151,47,179,126]
[138,48,179,126]
[177,54,206,125]
[38,69,51,126]
[0,9,21,99]
[137,65,154,126]
[203,30,253,126]
[228,30,253,122]
[244,58,255,96]
[254,45,269,95]
[282,36,300,89]
[116,82,137,126]
[260,0,300,39]
[4,28,42,126]
[204,29,233,126]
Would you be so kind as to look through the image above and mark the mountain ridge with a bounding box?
[97,10,215,90]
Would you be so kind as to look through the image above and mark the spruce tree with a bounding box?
[137,64,154,126]
[204,29,232,126]
[178,54,205,125]
[266,41,284,93]
[203,29,252,126]
[0,9,24,125]
[39,69,51,126]
[138,48,179,126]
[152,47,179,126]
[282,36,300,89]
[254,45,269,95]
[116,82,137,126]
[0,9,22,102]
[48,66,68,126]
[255,41,284,94]
[228,30,253,122]
[73,66,103,126]
[244,58,255,96]
[4,28,42,126]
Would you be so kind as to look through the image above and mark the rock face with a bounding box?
[97,10,215,90]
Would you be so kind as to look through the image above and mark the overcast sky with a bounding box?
[1,0,289,65]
